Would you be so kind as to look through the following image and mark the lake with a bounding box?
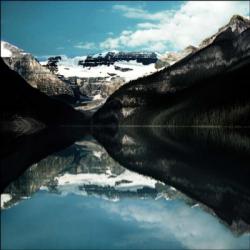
[1,127,250,249]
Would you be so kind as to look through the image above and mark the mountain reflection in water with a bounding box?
[1,127,250,249]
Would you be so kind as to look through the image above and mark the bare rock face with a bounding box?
[0,57,88,130]
[79,77,125,99]
[159,15,250,67]
[1,41,75,98]
[199,15,250,49]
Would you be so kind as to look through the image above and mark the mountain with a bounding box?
[199,15,250,48]
[1,42,160,111]
[91,16,250,229]
[1,41,76,102]
[0,58,88,137]
[40,53,159,111]
[51,52,158,82]
[79,51,158,66]
[158,45,198,67]
[93,15,250,127]
[159,15,250,67]
[0,59,90,191]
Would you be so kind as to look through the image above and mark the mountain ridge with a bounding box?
[0,58,89,135]
[93,15,250,127]
[1,41,75,101]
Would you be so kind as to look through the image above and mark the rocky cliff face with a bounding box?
[59,75,125,112]
[40,53,158,111]
[199,15,250,48]
[0,58,88,135]
[93,16,250,126]
[159,15,250,67]
[1,41,75,99]
[1,41,159,112]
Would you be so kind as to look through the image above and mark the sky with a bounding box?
[1,1,249,57]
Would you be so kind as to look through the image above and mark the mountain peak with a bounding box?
[1,41,28,58]
[225,14,250,33]
[1,41,75,98]
[229,14,249,25]
[199,15,250,49]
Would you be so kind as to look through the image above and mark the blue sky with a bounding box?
[1,1,249,57]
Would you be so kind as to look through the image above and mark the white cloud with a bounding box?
[142,41,168,52]
[101,200,249,249]
[74,42,95,50]
[107,31,114,36]
[101,1,249,52]
[113,4,175,21]
[137,22,159,29]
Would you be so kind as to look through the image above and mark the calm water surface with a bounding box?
[1,129,250,250]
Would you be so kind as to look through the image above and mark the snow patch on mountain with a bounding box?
[1,41,27,57]
[40,55,158,83]
[92,50,119,58]
[93,150,103,159]
[1,42,12,57]
[55,169,158,194]
[1,194,12,208]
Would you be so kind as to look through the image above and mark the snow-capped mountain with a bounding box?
[1,41,75,98]
[93,14,250,127]
[53,56,157,82]
[1,41,161,112]
[39,52,159,111]
[1,41,27,57]
[80,51,158,67]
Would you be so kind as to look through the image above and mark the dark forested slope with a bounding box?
[93,27,250,127]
